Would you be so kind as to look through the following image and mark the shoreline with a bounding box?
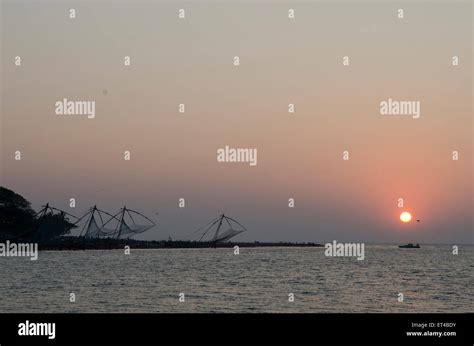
[37,237,324,251]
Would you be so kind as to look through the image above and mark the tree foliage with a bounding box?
[0,186,37,238]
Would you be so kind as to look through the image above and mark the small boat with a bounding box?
[399,243,420,248]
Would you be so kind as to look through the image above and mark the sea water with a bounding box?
[0,245,472,313]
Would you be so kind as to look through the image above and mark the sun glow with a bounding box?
[400,211,412,223]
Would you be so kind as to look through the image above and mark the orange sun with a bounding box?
[400,211,412,223]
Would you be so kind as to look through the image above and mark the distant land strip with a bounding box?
[38,237,324,251]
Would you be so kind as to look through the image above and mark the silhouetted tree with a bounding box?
[0,186,37,239]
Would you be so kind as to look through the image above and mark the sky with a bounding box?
[1,0,472,244]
